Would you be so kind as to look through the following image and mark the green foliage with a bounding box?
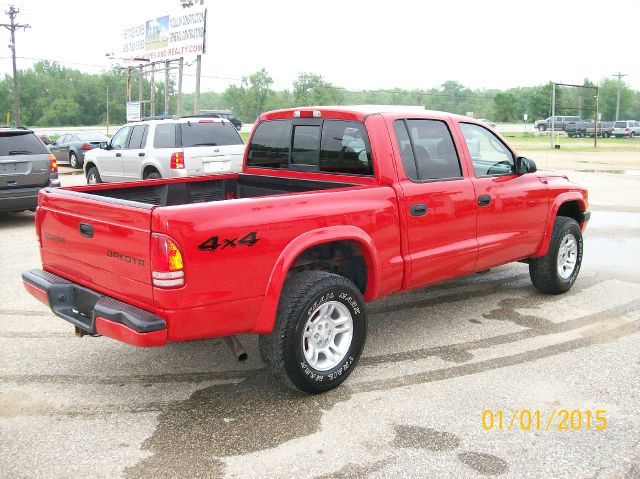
[4,63,640,127]
[493,92,518,121]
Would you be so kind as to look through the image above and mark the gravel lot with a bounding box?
[1,155,639,478]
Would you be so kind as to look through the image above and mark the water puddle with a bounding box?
[572,169,640,176]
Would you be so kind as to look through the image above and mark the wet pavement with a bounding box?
[1,171,639,478]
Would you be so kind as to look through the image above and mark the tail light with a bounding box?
[625,128,630,132]
[48,153,57,173]
[81,143,92,151]
[170,152,185,169]
[150,234,185,288]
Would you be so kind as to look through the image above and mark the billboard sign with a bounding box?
[119,6,207,62]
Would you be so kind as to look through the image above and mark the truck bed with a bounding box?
[58,173,358,208]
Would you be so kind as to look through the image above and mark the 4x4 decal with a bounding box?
[198,232,258,251]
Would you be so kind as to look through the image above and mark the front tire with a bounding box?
[259,271,367,394]
[538,125,546,132]
[86,166,102,184]
[529,217,583,294]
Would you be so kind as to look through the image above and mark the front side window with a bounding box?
[110,126,132,150]
[460,123,514,177]
[394,119,462,181]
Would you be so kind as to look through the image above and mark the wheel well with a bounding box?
[143,165,159,179]
[556,201,582,223]
[289,240,368,294]
[84,161,96,172]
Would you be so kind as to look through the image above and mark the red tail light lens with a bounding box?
[150,234,185,288]
[625,128,630,132]
[170,152,185,169]
[81,143,92,151]
[48,153,57,173]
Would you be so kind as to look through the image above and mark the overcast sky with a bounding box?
[1,0,638,93]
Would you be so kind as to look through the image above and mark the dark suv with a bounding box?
[0,127,60,213]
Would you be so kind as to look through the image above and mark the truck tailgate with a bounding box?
[38,188,154,310]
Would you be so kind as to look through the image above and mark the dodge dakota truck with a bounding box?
[23,106,590,393]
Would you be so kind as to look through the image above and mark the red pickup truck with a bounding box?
[23,107,590,393]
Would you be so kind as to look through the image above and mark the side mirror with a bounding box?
[99,141,108,150]
[515,156,537,175]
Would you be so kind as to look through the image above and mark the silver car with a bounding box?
[612,120,640,138]
[83,118,245,184]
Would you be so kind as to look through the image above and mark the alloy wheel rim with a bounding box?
[302,301,353,371]
[557,233,578,279]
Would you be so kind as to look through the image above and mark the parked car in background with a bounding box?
[478,118,496,128]
[612,120,640,138]
[565,121,588,138]
[586,121,613,138]
[38,134,52,146]
[190,111,242,130]
[83,117,244,184]
[0,126,60,213]
[534,116,581,131]
[50,131,109,169]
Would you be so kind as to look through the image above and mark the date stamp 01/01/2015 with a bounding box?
[482,409,607,432]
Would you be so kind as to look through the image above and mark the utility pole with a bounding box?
[150,64,155,117]
[613,72,627,121]
[194,54,201,114]
[1,6,31,127]
[138,64,144,118]
[164,60,169,117]
[177,57,183,116]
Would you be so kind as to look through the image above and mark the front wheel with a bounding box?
[537,125,546,132]
[529,217,583,294]
[259,271,367,394]
[86,166,102,184]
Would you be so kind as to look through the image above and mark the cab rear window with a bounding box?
[246,119,373,176]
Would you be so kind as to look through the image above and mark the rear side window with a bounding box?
[181,121,243,148]
[128,125,148,149]
[0,132,49,156]
[394,119,462,181]
[246,119,373,175]
[153,124,177,149]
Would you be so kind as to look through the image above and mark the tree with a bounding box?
[493,92,518,121]
[292,73,343,106]
[598,78,633,121]
[528,82,558,120]
[223,68,274,123]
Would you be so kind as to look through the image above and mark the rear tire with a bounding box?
[529,217,583,294]
[144,170,161,180]
[69,152,82,169]
[259,271,367,394]
[86,166,102,184]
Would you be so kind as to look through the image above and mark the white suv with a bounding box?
[83,117,245,183]
[612,120,640,138]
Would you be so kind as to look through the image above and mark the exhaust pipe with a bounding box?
[223,336,248,361]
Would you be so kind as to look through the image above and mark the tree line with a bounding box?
[3,61,639,127]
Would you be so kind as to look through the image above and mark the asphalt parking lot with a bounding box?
[1,170,639,478]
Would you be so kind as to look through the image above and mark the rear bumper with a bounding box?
[0,180,60,212]
[22,269,167,347]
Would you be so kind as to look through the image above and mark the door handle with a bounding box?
[478,195,491,206]
[138,152,145,157]
[410,203,428,216]
[115,152,122,157]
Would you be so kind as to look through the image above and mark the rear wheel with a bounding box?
[86,166,102,184]
[69,151,81,169]
[529,217,583,294]
[144,169,161,180]
[631,132,636,138]
[259,271,367,394]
